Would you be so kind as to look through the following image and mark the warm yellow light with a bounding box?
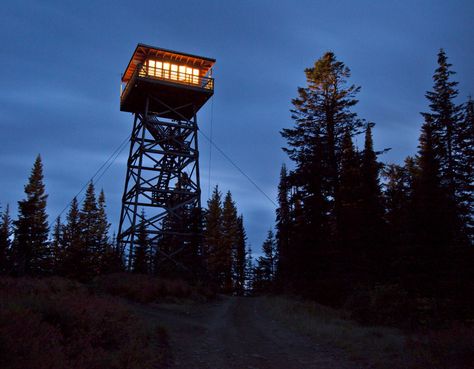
[179,65,186,81]
[193,68,199,84]
[148,60,156,77]
[146,59,201,85]
[171,64,178,80]
[156,61,163,77]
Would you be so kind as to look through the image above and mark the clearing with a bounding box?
[133,296,365,369]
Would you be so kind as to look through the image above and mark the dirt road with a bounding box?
[135,296,356,369]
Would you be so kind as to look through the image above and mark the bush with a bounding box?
[345,284,414,327]
[94,273,215,303]
[0,276,169,369]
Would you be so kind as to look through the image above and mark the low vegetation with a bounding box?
[263,295,474,369]
[0,276,170,369]
[94,272,215,303]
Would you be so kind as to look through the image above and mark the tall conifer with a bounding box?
[13,155,49,275]
[0,205,12,274]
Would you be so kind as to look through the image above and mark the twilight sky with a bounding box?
[1,0,473,253]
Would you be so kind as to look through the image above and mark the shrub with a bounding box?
[345,284,414,327]
[0,276,169,369]
[94,273,214,303]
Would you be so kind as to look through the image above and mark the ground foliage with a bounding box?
[0,276,170,369]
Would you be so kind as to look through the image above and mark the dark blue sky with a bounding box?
[1,0,473,253]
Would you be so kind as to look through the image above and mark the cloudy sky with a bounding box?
[1,0,473,252]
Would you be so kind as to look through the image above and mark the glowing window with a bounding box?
[156,61,163,77]
[179,65,186,81]
[148,60,155,76]
[163,62,170,79]
[193,68,200,84]
[171,64,178,80]
[185,67,193,83]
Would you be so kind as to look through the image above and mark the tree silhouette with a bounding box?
[12,155,49,275]
[0,204,12,274]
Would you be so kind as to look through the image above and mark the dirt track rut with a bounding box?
[136,296,355,369]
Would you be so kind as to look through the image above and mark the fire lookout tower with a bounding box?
[117,43,215,274]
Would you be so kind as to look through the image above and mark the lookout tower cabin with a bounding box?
[120,43,215,119]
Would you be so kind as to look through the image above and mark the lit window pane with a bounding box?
[186,67,193,82]
[156,61,163,77]
[171,64,178,80]
[179,65,186,81]
[193,68,199,84]
[163,63,170,78]
[148,60,155,76]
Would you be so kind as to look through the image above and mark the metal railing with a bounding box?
[121,63,214,100]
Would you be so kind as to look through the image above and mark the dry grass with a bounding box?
[0,276,170,369]
[93,272,215,303]
[263,295,474,369]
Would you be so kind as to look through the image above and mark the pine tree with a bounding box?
[233,215,247,295]
[254,230,276,292]
[383,163,412,248]
[221,191,238,292]
[360,124,385,278]
[421,49,469,246]
[275,164,291,289]
[96,189,111,273]
[203,186,223,288]
[51,216,63,273]
[281,52,365,296]
[338,131,363,248]
[422,49,462,195]
[13,155,50,275]
[245,245,254,293]
[79,182,99,277]
[412,119,456,295]
[133,211,149,274]
[456,98,474,242]
[282,51,364,218]
[62,197,86,278]
[0,205,12,274]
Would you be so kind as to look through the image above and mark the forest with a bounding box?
[0,48,473,368]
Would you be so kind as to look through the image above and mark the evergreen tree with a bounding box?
[456,98,474,242]
[51,216,63,273]
[338,131,363,248]
[79,182,99,276]
[360,124,385,278]
[12,155,49,275]
[411,118,457,296]
[221,191,238,292]
[275,164,291,289]
[422,49,462,196]
[133,211,150,274]
[0,205,12,274]
[233,215,247,295]
[96,189,111,273]
[253,230,276,292]
[62,197,86,278]
[154,174,200,278]
[203,186,223,288]
[421,49,469,246]
[280,52,365,296]
[383,163,412,248]
[282,51,364,219]
[245,245,254,293]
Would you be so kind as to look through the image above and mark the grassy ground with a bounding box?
[262,295,474,369]
[0,274,211,369]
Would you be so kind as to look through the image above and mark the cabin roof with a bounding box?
[122,43,216,83]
